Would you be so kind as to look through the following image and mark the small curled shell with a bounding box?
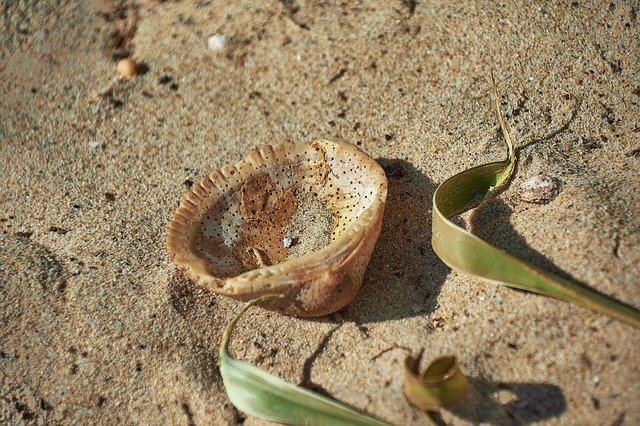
[166,140,388,317]
[518,174,561,204]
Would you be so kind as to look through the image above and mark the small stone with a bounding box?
[96,396,107,407]
[49,226,68,235]
[208,34,229,51]
[518,174,561,204]
[283,236,294,248]
[89,140,103,149]
[158,75,173,85]
[117,58,138,78]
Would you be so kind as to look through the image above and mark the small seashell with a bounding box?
[518,174,561,204]
[208,34,230,51]
[117,58,138,78]
[88,140,103,149]
[167,140,388,317]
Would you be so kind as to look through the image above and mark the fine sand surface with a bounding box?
[1,1,639,424]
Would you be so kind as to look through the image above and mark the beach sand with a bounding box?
[1,1,639,424]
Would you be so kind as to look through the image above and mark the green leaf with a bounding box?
[404,351,469,412]
[431,73,640,329]
[219,295,392,425]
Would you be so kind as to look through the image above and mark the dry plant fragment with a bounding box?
[99,0,139,61]
[404,351,469,412]
[166,140,388,317]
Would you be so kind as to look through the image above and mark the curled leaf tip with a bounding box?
[431,74,640,328]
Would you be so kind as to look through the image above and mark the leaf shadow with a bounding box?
[298,324,393,422]
[430,377,566,425]
[300,325,342,397]
[469,198,590,285]
[517,96,582,152]
[344,158,450,323]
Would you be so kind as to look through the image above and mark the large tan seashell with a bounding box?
[166,140,388,317]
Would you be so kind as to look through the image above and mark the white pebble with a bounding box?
[208,34,229,51]
[89,140,103,149]
[283,236,293,248]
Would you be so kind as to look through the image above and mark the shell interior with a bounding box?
[183,141,380,279]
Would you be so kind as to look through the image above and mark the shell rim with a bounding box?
[166,139,388,296]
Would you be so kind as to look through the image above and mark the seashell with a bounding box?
[518,174,561,204]
[166,140,388,317]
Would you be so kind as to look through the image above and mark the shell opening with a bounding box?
[179,142,382,279]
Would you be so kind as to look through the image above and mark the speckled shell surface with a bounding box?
[166,140,388,317]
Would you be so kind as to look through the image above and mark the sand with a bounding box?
[1,0,639,424]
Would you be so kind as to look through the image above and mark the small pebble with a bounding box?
[49,226,68,235]
[283,236,294,248]
[518,174,561,204]
[208,34,229,51]
[88,140,103,149]
[158,75,173,85]
[378,159,406,180]
[117,58,138,78]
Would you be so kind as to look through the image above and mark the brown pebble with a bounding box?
[117,58,138,78]
[49,226,69,235]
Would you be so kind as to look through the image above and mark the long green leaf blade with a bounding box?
[219,296,392,425]
[431,75,640,329]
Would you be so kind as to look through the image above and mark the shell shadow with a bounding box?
[168,270,220,319]
[430,377,566,425]
[167,271,224,386]
[1,234,67,311]
[344,158,450,323]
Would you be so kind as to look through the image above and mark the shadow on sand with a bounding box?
[345,158,450,324]
[429,377,566,425]
[470,197,593,287]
